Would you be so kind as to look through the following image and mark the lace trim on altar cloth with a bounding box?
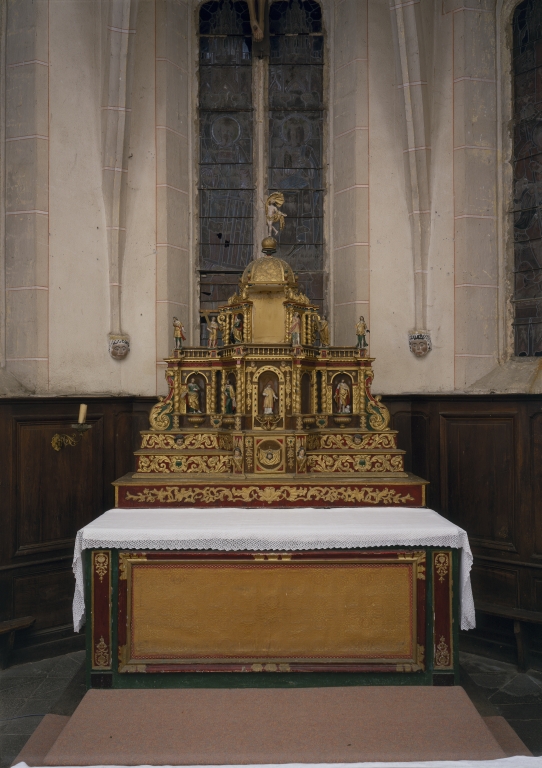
[72,507,476,632]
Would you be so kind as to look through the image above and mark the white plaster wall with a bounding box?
[48,0,156,395]
[369,0,455,394]
[5,0,507,396]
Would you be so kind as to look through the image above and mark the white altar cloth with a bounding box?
[72,506,475,632]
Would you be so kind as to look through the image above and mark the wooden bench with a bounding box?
[0,616,35,669]
[476,602,542,672]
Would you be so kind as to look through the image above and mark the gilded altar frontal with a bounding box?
[115,239,427,507]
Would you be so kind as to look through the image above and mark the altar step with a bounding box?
[13,687,532,767]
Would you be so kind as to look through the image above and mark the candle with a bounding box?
[78,404,87,424]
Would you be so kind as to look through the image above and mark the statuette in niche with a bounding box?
[290,312,301,346]
[334,378,351,414]
[262,380,278,415]
[184,379,201,413]
[408,331,432,358]
[316,315,329,347]
[224,381,237,414]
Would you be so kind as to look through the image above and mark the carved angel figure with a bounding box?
[266,192,287,237]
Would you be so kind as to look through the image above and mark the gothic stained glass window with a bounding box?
[512,0,542,356]
[268,0,324,311]
[198,1,254,339]
[198,0,325,340]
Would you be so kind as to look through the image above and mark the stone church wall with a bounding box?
[0,0,528,396]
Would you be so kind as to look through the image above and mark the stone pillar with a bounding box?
[331,0,369,346]
[446,0,499,388]
[155,0,191,392]
[4,0,49,391]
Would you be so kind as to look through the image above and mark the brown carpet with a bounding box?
[43,686,507,766]
[483,716,533,757]
[12,714,69,767]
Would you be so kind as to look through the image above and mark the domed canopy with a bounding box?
[240,254,297,289]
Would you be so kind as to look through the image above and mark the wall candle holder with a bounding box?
[51,405,93,451]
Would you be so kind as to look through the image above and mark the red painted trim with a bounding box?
[433,551,453,669]
[91,551,111,670]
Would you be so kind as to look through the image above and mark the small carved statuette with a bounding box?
[232,445,243,472]
[204,314,219,349]
[290,311,301,346]
[297,446,307,472]
[334,378,351,414]
[316,315,330,347]
[184,380,201,413]
[355,316,369,353]
[265,192,287,238]
[224,382,237,414]
[408,330,432,357]
[230,314,244,344]
[173,317,186,350]
[262,380,278,415]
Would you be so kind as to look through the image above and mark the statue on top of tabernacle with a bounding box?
[224,381,236,414]
[355,316,369,353]
[262,380,278,415]
[290,312,301,346]
[203,314,219,348]
[173,317,186,350]
[265,192,287,238]
[334,378,351,414]
[317,315,330,347]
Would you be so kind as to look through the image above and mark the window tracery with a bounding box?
[198,0,325,344]
[512,0,542,356]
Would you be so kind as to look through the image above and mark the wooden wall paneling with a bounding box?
[14,564,76,631]
[15,415,104,556]
[439,412,517,553]
[530,411,542,562]
[0,397,143,661]
[470,563,520,609]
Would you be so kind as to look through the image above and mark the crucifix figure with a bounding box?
[247,0,265,42]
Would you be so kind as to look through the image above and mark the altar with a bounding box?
[75,233,473,690]
[74,506,474,689]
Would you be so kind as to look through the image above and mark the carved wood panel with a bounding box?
[16,417,104,556]
[440,415,517,552]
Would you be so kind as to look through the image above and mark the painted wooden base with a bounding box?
[85,546,458,687]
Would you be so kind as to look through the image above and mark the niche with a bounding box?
[301,372,311,414]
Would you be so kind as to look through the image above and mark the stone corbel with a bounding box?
[389,0,432,357]
[101,0,139,360]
